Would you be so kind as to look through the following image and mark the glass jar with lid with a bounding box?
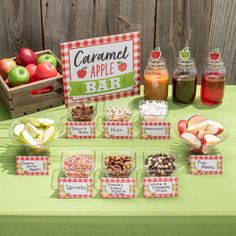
[201,49,226,105]
[144,48,169,100]
[172,57,198,104]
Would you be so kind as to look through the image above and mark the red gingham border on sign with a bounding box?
[140,122,170,139]
[143,176,178,198]
[16,156,49,176]
[58,177,93,199]
[189,155,223,175]
[103,121,133,139]
[100,178,136,199]
[60,31,140,107]
[65,121,96,139]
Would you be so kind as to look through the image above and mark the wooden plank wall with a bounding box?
[0,0,236,84]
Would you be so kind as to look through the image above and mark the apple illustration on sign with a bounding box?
[77,67,87,78]
[209,48,221,61]
[117,61,127,72]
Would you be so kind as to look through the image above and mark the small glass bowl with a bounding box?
[104,101,133,122]
[67,103,97,122]
[9,115,62,156]
[139,100,168,122]
[102,150,136,178]
[174,114,229,155]
[61,150,95,178]
[143,150,177,177]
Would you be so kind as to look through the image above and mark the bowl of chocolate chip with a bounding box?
[102,151,136,178]
[144,152,176,177]
[68,103,97,122]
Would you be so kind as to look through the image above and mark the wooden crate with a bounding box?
[0,50,64,118]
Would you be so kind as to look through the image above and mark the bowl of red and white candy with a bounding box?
[175,114,228,154]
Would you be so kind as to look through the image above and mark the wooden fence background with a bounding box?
[0,0,236,84]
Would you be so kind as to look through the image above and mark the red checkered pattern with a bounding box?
[189,155,223,175]
[143,176,178,198]
[100,177,136,199]
[140,122,170,139]
[16,156,49,176]
[103,121,133,139]
[60,31,140,107]
[66,121,96,139]
[58,177,93,199]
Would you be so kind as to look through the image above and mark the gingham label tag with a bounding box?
[58,178,93,198]
[103,121,133,139]
[143,177,178,198]
[100,178,136,199]
[16,156,49,176]
[140,122,170,139]
[66,121,96,139]
[189,155,223,175]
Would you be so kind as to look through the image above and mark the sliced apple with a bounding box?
[202,145,214,155]
[42,126,57,144]
[13,124,25,137]
[24,123,42,138]
[202,134,221,145]
[178,119,186,135]
[186,115,208,127]
[187,120,208,134]
[38,118,55,127]
[198,130,206,140]
[181,132,201,148]
[19,130,39,146]
[206,120,224,135]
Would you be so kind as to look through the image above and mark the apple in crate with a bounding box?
[8,66,29,86]
[35,62,57,80]
[16,48,38,66]
[37,54,57,67]
[0,58,17,79]
[25,64,37,83]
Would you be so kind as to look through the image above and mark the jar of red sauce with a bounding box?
[201,49,226,105]
[144,48,169,100]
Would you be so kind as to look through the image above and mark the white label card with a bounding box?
[107,126,128,136]
[70,125,91,136]
[194,160,218,172]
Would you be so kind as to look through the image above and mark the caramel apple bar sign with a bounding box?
[60,32,140,106]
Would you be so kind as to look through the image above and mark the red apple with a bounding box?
[118,62,127,72]
[209,50,220,61]
[34,62,57,80]
[25,64,37,83]
[16,48,38,66]
[177,119,186,135]
[150,50,161,59]
[77,68,87,78]
[0,59,17,79]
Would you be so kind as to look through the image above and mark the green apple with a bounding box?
[8,66,29,86]
[37,54,57,67]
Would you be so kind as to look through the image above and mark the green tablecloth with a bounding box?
[0,86,236,236]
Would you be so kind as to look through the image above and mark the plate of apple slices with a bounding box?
[175,114,228,154]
